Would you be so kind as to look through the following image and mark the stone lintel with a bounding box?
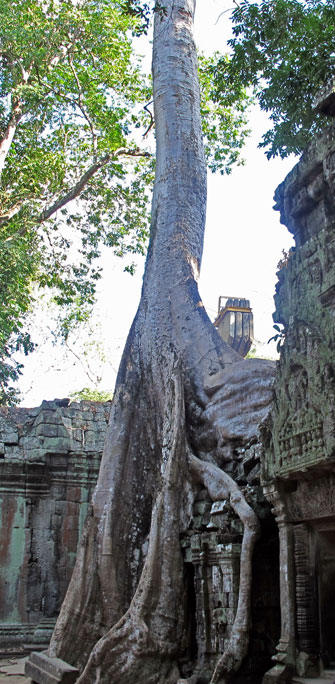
[25,652,79,684]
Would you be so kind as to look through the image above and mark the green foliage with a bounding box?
[0,0,264,404]
[213,0,335,158]
[69,387,113,402]
[198,53,252,174]
[0,0,154,402]
[246,344,257,358]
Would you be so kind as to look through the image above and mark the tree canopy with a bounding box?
[0,0,252,405]
[212,0,335,158]
[6,0,332,404]
[0,0,153,403]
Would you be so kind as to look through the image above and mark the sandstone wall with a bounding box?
[0,399,110,653]
[264,122,335,483]
[262,120,335,679]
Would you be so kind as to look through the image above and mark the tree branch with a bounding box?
[0,147,151,235]
[39,147,151,223]
[68,53,98,161]
[143,100,155,138]
[64,340,101,386]
[0,39,79,178]
[0,201,26,227]
[0,58,35,176]
[0,99,23,177]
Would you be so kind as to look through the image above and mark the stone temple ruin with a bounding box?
[2,90,335,684]
[0,400,110,653]
[262,86,335,683]
[214,296,254,358]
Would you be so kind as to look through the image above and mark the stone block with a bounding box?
[210,500,229,515]
[82,430,96,449]
[194,500,211,515]
[0,398,109,650]
[183,547,192,563]
[262,664,290,684]
[230,519,243,535]
[4,445,24,459]
[192,515,203,529]
[40,437,71,452]
[35,424,59,438]
[2,427,19,444]
[34,410,62,427]
[25,652,79,684]
[190,535,202,553]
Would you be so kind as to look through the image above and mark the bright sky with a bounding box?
[17,0,295,407]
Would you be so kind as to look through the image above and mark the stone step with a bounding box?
[292,677,335,684]
[25,652,79,684]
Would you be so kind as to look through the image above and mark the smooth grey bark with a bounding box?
[49,2,274,682]
[0,100,23,177]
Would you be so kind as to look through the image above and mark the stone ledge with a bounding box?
[25,653,79,684]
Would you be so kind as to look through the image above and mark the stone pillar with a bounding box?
[262,484,295,683]
[293,525,316,653]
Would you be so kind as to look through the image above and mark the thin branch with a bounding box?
[64,340,101,386]
[142,100,155,138]
[68,53,98,161]
[0,201,26,227]
[18,60,33,82]
[0,40,78,177]
[214,7,235,24]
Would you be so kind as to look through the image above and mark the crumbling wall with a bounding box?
[262,120,335,680]
[265,122,335,483]
[180,438,280,683]
[0,399,110,653]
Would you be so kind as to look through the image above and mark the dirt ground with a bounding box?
[0,658,30,684]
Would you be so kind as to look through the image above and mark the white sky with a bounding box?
[17,0,295,407]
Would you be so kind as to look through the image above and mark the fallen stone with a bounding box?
[24,653,78,684]
[0,659,27,676]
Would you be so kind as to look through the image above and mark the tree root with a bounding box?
[64,364,192,684]
[188,453,261,684]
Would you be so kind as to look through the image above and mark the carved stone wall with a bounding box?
[264,123,335,483]
[0,399,110,653]
[180,440,280,682]
[262,121,335,679]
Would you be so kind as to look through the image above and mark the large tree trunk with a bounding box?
[49,1,274,682]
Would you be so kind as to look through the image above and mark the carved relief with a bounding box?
[262,113,335,682]
[308,257,323,288]
[286,475,335,522]
[323,235,335,274]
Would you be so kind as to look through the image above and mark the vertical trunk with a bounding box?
[48,2,275,682]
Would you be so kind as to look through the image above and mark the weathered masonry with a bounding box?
[180,437,280,684]
[0,399,110,653]
[262,100,335,681]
